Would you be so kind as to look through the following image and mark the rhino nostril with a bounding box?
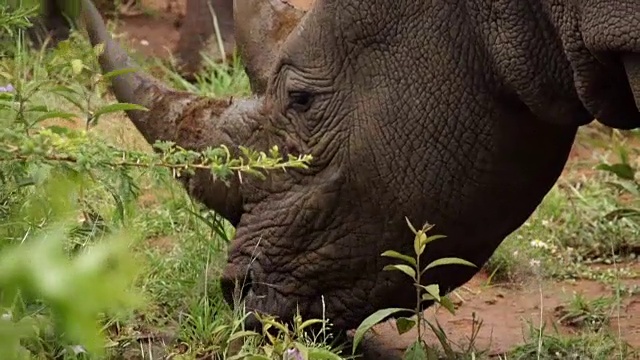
[220,267,254,307]
[241,268,254,299]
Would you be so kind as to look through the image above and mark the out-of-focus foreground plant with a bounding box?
[0,3,312,359]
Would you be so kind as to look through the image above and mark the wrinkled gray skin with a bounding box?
[80,0,640,346]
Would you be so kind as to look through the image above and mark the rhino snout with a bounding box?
[220,264,253,307]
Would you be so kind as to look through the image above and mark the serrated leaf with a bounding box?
[382,264,416,279]
[596,163,635,180]
[351,308,410,354]
[424,257,477,272]
[381,250,416,266]
[395,317,416,335]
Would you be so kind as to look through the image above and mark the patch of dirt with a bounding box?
[147,235,177,254]
[366,264,640,357]
[108,0,185,60]
[137,190,159,208]
[116,15,180,60]
[285,0,315,11]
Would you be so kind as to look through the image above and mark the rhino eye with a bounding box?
[288,90,314,112]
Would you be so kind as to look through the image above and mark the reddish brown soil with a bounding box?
[109,0,185,60]
[362,266,640,357]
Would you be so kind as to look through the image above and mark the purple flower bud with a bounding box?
[284,348,304,360]
[0,84,14,93]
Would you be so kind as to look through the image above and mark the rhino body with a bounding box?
[78,0,640,348]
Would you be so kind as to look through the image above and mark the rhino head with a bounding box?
[81,0,640,333]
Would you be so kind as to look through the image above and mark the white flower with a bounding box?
[1,311,12,321]
[529,259,541,268]
[530,239,549,249]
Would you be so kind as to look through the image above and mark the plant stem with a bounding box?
[416,240,422,343]
[1,151,307,173]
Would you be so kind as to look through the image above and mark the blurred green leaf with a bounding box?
[596,163,635,181]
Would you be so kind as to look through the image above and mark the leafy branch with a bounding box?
[0,127,313,183]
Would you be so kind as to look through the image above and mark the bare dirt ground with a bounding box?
[95,3,640,357]
[365,266,640,357]
[110,0,184,60]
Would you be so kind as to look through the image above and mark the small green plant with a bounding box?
[351,218,477,359]
[510,320,638,360]
[224,310,347,360]
[596,135,640,223]
[555,293,615,332]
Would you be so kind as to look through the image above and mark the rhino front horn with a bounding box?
[623,53,640,112]
[80,0,246,225]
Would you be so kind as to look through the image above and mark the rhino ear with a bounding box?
[234,0,311,94]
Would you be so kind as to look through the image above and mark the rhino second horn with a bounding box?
[234,0,308,94]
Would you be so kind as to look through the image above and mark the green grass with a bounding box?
[1,10,639,359]
[486,175,640,284]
